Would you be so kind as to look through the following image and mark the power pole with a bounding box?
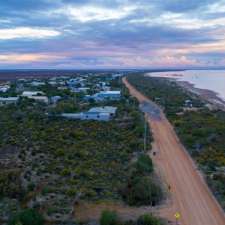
[144,118,147,152]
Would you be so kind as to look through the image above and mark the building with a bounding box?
[67,78,86,88]
[88,106,117,115]
[21,91,48,103]
[0,85,10,93]
[184,99,193,108]
[70,87,90,93]
[48,81,57,86]
[22,91,45,97]
[80,112,111,121]
[0,97,19,106]
[88,91,121,102]
[50,96,62,104]
[61,106,117,121]
[112,73,123,79]
[27,96,49,104]
[30,81,45,87]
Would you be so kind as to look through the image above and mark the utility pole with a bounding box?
[144,118,147,152]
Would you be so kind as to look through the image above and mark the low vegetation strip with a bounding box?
[127,73,225,210]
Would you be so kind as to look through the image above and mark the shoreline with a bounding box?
[146,73,225,111]
[176,80,225,111]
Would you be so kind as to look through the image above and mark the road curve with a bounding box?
[123,77,225,225]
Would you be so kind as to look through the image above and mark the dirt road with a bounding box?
[123,77,225,225]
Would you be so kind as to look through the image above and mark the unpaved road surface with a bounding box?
[123,77,225,225]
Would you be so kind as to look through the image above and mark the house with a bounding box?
[0,97,19,106]
[70,87,90,93]
[67,78,86,88]
[57,86,68,90]
[61,106,117,121]
[0,85,10,93]
[80,112,111,121]
[184,99,193,108]
[112,73,123,79]
[88,106,117,115]
[22,91,45,97]
[21,91,48,103]
[96,82,111,91]
[27,96,49,104]
[89,91,121,102]
[48,81,57,86]
[67,78,80,87]
[102,86,111,91]
[50,96,62,104]
[30,81,45,87]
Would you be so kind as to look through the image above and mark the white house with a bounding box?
[112,73,123,79]
[21,91,48,103]
[0,85,10,93]
[22,91,45,97]
[0,97,19,106]
[88,106,117,115]
[27,96,49,104]
[61,106,117,121]
[30,81,45,87]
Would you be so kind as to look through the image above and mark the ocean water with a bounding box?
[148,70,225,101]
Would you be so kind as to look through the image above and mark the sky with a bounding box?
[0,0,225,69]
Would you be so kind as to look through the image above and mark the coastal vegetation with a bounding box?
[0,75,163,224]
[127,73,225,210]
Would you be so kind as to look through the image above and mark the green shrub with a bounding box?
[9,208,44,225]
[0,170,22,198]
[66,188,77,197]
[122,176,162,206]
[100,210,119,225]
[135,154,153,174]
[137,214,162,225]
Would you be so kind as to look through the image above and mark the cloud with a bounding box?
[0,27,61,40]
[0,0,224,68]
[0,53,65,63]
[129,12,225,30]
[55,4,137,22]
[207,0,225,13]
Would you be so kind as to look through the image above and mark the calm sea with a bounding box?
[148,70,225,101]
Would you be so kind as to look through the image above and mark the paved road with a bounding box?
[123,77,225,225]
[139,101,161,121]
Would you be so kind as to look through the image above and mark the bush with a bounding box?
[8,208,44,225]
[0,170,22,198]
[100,210,119,225]
[122,176,162,206]
[135,154,153,175]
[137,214,162,225]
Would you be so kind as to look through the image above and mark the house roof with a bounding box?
[88,106,117,114]
[0,97,19,101]
[22,91,45,96]
[100,91,121,95]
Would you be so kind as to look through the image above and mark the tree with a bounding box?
[100,210,119,225]
[137,214,162,225]
[9,209,44,225]
[135,154,153,175]
[122,176,162,206]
